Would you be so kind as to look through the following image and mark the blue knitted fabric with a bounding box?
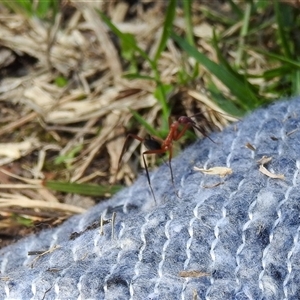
[1,98,300,300]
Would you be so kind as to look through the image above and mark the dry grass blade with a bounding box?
[0,168,39,184]
[0,112,37,137]
[194,166,233,177]
[0,196,85,214]
[29,245,60,268]
[258,165,285,180]
[79,5,122,81]
[257,156,285,179]
[0,138,41,166]
[179,270,210,278]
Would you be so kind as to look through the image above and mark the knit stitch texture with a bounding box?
[1,98,300,300]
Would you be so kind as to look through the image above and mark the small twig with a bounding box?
[29,245,60,268]
[0,111,37,137]
[179,270,210,278]
[0,168,40,184]
[111,212,116,240]
[45,125,97,134]
[0,198,86,214]
[99,215,104,236]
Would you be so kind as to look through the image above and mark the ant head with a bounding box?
[178,115,216,144]
[178,116,195,125]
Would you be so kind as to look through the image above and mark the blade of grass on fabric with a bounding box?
[153,0,176,63]
[98,10,155,70]
[130,109,161,137]
[172,33,259,110]
[44,181,122,196]
[274,0,293,60]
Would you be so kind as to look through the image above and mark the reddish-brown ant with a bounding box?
[117,115,215,203]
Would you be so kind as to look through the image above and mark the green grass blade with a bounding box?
[201,6,236,26]
[98,10,155,69]
[227,0,243,18]
[54,144,83,166]
[99,9,172,123]
[207,81,246,116]
[2,0,32,16]
[153,0,176,62]
[292,70,300,95]
[12,214,33,226]
[236,2,251,67]
[44,180,122,196]
[211,31,259,96]
[274,0,293,59]
[172,33,259,110]
[34,0,52,18]
[123,73,156,81]
[153,83,173,127]
[262,65,292,80]
[182,0,200,80]
[130,109,161,137]
[254,0,270,10]
[252,48,300,68]
[2,0,58,19]
[183,0,194,46]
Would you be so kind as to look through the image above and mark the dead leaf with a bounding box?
[194,166,232,177]
[259,165,285,180]
[193,290,198,300]
[0,138,40,165]
[257,156,272,165]
[179,270,210,278]
[202,182,224,188]
[245,142,256,151]
[29,245,60,268]
[287,128,299,136]
[0,48,15,68]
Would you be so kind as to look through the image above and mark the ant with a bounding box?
[117,115,215,203]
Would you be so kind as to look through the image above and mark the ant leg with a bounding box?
[176,116,216,143]
[143,147,181,201]
[113,134,144,184]
[168,148,181,199]
[117,134,144,169]
[143,148,168,203]
[142,152,157,204]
